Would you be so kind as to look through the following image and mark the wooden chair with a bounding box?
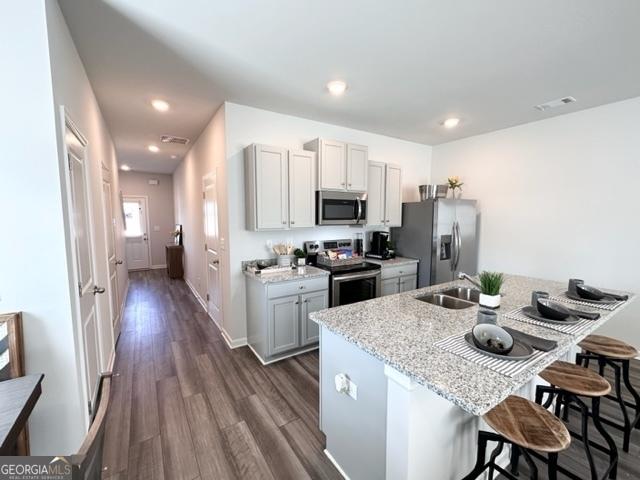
[71,372,112,480]
[0,312,29,455]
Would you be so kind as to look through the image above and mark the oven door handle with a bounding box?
[333,271,380,282]
[355,198,362,224]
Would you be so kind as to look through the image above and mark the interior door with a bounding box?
[320,140,346,190]
[346,143,368,192]
[65,119,104,410]
[101,172,120,338]
[367,161,386,226]
[288,150,315,228]
[384,163,403,227]
[123,197,150,270]
[204,172,223,328]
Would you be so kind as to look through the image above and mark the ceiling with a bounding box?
[59,0,640,174]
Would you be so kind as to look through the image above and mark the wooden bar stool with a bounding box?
[535,361,618,480]
[576,334,640,453]
[462,395,570,480]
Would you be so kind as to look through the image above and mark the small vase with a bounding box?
[479,293,501,309]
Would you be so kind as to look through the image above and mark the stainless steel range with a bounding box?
[304,239,381,307]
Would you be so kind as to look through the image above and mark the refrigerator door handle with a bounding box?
[450,223,457,272]
[454,221,462,270]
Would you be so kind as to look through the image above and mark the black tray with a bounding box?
[464,333,534,361]
[522,305,580,325]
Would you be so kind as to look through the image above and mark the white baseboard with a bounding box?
[184,277,247,349]
[185,278,208,311]
[324,449,350,480]
[248,343,318,365]
[151,264,166,270]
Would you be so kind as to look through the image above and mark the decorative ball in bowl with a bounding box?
[576,284,606,301]
[536,298,571,320]
[471,323,514,355]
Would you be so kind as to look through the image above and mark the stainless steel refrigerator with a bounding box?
[391,199,478,287]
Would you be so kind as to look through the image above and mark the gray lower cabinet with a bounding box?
[380,262,419,296]
[246,275,329,363]
[268,295,301,355]
[301,290,328,345]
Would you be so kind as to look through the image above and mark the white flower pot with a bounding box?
[479,293,501,309]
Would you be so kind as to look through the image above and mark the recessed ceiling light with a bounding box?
[148,144,160,153]
[327,80,347,96]
[442,118,460,128]
[170,155,177,159]
[151,99,170,112]
[121,164,131,171]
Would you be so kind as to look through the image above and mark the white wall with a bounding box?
[173,105,229,325]
[224,102,432,343]
[0,1,87,455]
[431,97,640,345]
[121,171,175,267]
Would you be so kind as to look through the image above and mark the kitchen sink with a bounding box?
[414,293,476,310]
[439,287,481,303]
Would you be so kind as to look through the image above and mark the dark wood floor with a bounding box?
[101,270,341,480]
[498,361,640,480]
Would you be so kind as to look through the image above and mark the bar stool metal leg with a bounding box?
[621,360,640,429]
[610,362,632,452]
[591,396,619,480]
[510,445,521,476]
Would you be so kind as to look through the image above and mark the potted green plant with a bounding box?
[294,248,306,267]
[478,271,504,308]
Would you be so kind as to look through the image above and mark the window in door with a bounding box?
[123,201,142,237]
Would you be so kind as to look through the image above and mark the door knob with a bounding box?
[115,259,123,265]
[93,286,106,295]
[212,260,220,265]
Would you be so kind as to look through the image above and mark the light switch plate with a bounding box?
[153,225,160,232]
[347,380,358,400]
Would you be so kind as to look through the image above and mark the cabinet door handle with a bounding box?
[291,221,295,224]
[295,301,300,305]
[299,285,304,289]
[348,183,352,187]
[282,221,287,225]
[341,182,345,186]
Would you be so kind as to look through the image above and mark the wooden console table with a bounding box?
[165,244,184,279]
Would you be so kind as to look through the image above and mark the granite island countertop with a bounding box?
[310,274,635,416]
[243,265,329,284]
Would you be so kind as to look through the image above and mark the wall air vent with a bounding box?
[160,135,190,145]
[534,96,577,112]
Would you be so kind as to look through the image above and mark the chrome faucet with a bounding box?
[458,272,482,289]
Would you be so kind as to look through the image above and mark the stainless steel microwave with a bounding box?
[316,191,367,225]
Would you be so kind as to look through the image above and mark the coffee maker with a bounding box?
[366,231,394,259]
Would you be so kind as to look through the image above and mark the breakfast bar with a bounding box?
[310,274,635,480]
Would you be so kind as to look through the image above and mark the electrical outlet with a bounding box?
[265,239,273,250]
[153,225,160,232]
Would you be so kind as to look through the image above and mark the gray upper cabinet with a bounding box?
[367,161,403,227]
[304,138,368,192]
[245,144,316,231]
[288,150,315,228]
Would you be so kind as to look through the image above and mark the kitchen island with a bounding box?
[310,274,634,480]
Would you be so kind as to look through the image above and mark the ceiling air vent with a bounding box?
[534,96,577,112]
[160,135,190,145]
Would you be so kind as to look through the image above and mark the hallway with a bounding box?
[101,270,340,479]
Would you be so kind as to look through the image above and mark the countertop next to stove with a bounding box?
[310,274,635,415]
[365,256,419,267]
[243,265,329,284]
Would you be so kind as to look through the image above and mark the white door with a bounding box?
[367,161,386,226]
[102,170,120,338]
[319,139,346,190]
[384,163,403,227]
[123,196,151,270]
[204,172,223,328]
[255,145,289,229]
[64,118,104,410]
[346,143,368,192]
[289,150,315,228]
